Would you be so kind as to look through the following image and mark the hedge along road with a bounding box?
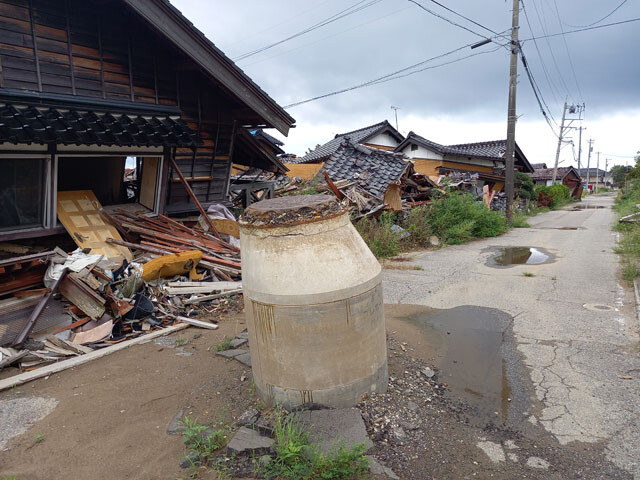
[382,193,640,478]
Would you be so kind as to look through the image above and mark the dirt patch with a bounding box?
[0,311,255,480]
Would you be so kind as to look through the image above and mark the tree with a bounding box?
[515,172,535,200]
[610,165,632,187]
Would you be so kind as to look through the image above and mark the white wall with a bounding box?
[398,143,444,160]
[365,132,401,149]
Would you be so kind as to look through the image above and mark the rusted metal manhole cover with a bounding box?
[583,303,615,312]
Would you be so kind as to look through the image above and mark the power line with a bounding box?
[550,0,584,102]
[529,0,573,102]
[425,0,501,36]
[407,0,501,41]
[521,17,640,42]
[243,4,413,68]
[283,40,501,108]
[233,0,382,61]
[520,0,562,107]
[563,0,629,28]
[519,44,559,138]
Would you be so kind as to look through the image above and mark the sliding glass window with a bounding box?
[0,158,46,231]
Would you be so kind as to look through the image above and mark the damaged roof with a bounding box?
[251,129,285,155]
[530,166,581,181]
[397,132,534,173]
[0,103,199,147]
[322,138,410,199]
[297,120,404,164]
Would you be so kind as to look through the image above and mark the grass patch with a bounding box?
[614,180,640,284]
[522,272,535,277]
[354,212,401,259]
[262,410,369,480]
[176,338,186,347]
[215,336,233,352]
[34,433,45,444]
[512,211,531,228]
[181,416,230,460]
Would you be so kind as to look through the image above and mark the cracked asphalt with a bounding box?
[383,194,640,478]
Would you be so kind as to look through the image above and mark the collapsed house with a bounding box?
[530,167,584,199]
[395,132,534,192]
[0,0,294,380]
[284,120,404,179]
[0,0,295,243]
[318,138,437,212]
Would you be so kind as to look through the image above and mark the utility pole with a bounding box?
[390,106,400,131]
[577,126,584,171]
[596,152,600,193]
[605,158,609,187]
[504,0,520,223]
[552,102,568,184]
[586,139,594,191]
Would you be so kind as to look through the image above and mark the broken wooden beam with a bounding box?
[173,316,219,329]
[183,289,243,305]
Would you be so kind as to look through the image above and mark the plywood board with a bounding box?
[139,157,159,210]
[57,190,132,263]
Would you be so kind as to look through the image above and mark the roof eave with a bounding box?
[123,0,295,136]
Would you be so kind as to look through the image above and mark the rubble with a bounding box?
[0,195,244,387]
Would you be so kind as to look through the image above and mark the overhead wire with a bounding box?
[550,0,585,102]
[529,0,574,103]
[283,39,503,108]
[233,0,383,62]
[562,0,629,28]
[520,0,562,107]
[520,17,640,41]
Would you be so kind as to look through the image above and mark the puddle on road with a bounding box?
[572,204,606,210]
[386,305,528,427]
[486,247,553,267]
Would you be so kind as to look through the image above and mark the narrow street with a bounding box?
[383,194,640,478]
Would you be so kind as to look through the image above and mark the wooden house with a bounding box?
[285,120,404,179]
[0,0,294,241]
[530,166,583,198]
[395,132,534,192]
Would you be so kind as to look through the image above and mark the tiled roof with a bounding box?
[297,120,403,164]
[398,132,534,173]
[531,167,580,181]
[322,138,409,199]
[0,103,199,147]
[578,168,607,177]
[251,129,284,154]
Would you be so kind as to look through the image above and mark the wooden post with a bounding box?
[169,156,220,238]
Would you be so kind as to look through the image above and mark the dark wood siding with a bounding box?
[0,0,261,211]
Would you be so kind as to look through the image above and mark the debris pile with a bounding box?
[0,202,243,381]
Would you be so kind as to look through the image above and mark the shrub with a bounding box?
[427,194,507,244]
[354,212,401,258]
[401,206,433,248]
[535,184,571,208]
[515,172,535,201]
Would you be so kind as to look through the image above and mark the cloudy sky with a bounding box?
[174,0,639,167]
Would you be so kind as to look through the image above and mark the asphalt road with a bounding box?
[383,194,640,478]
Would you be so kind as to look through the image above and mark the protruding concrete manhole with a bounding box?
[583,303,615,312]
[486,247,554,267]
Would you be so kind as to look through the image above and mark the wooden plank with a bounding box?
[139,156,159,210]
[183,289,242,305]
[173,316,218,329]
[0,350,28,369]
[0,324,188,392]
[57,190,132,263]
[58,275,105,320]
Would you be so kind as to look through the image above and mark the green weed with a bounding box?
[215,336,233,352]
[511,211,531,228]
[176,338,186,347]
[181,416,229,460]
[34,433,45,444]
[262,409,369,480]
[522,272,535,277]
[401,206,433,248]
[354,212,401,258]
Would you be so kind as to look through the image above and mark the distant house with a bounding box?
[578,168,610,190]
[530,167,583,198]
[532,163,548,170]
[394,132,534,193]
[285,120,404,179]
